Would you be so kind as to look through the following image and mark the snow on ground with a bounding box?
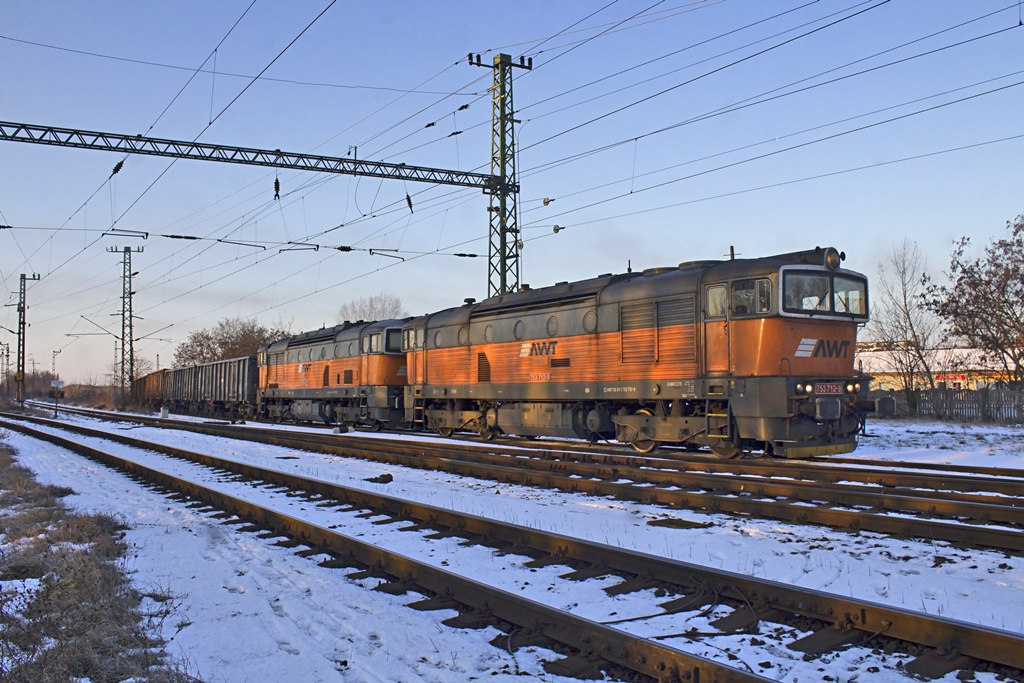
[2,415,1023,682]
[853,419,1024,468]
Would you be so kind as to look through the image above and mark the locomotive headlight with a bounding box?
[823,247,845,270]
[845,382,862,394]
[796,382,813,395]
[795,383,805,395]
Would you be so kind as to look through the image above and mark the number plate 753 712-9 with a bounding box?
[815,382,843,395]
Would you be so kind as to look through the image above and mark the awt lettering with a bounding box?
[530,341,558,356]
[813,339,850,358]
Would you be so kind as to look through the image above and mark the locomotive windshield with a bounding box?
[386,329,403,353]
[782,270,867,319]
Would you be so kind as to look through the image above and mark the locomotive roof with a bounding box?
[402,246,854,326]
[262,318,408,352]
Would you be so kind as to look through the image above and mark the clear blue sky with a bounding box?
[1,0,1022,382]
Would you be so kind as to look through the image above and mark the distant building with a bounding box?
[855,343,1013,391]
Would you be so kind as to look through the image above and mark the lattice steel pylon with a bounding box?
[109,246,142,403]
[16,273,41,405]
[474,53,531,297]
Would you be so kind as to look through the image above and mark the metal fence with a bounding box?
[870,388,1024,424]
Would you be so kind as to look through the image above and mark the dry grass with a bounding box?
[0,446,200,682]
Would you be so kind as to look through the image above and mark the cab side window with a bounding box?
[731,278,771,316]
[706,285,728,319]
[361,333,382,353]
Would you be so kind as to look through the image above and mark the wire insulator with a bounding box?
[406,194,414,214]
[274,177,281,200]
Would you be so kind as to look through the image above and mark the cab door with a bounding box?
[360,332,379,386]
[703,284,729,374]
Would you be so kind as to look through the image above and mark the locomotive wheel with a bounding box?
[710,443,740,459]
[631,438,657,454]
[438,427,454,438]
[628,408,657,454]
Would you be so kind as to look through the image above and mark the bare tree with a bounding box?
[173,317,292,367]
[924,214,1024,386]
[105,356,155,388]
[336,293,407,323]
[134,356,154,379]
[865,239,945,405]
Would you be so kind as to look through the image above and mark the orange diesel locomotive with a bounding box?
[400,246,887,457]
[257,319,407,427]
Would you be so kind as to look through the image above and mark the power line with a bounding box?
[528,78,1024,226]
[3,1,261,285]
[521,131,1024,236]
[525,67,1024,215]
[520,0,824,115]
[521,35,1024,198]
[0,32,480,97]
[521,0,892,152]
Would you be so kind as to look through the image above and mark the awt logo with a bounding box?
[520,341,558,357]
[795,338,850,359]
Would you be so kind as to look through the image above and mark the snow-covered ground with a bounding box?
[2,415,1022,682]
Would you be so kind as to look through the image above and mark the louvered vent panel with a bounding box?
[477,353,491,383]
[621,303,655,363]
[657,298,695,325]
[658,297,697,363]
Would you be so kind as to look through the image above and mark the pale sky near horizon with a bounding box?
[1,0,1022,382]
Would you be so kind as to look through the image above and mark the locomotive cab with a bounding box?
[700,247,874,457]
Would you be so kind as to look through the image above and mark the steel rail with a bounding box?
[0,415,771,683]
[50,405,1024,492]
[4,414,1024,675]
[26,407,1024,551]
[56,405,1024,495]
[230,426,1024,522]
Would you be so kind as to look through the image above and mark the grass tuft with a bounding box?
[0,444,201,682]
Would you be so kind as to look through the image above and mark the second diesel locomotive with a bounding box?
[136,246,889,457]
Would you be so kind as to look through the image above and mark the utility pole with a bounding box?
[0,342,8,396]
[108,246,142,405]
[16,273,41,406]
[472,53,531,297]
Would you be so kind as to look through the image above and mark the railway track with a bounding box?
[37,405,1024,553]
[2,412,1023,681]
